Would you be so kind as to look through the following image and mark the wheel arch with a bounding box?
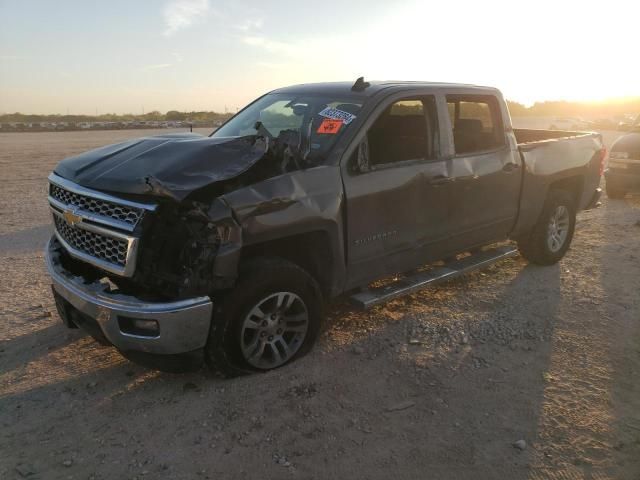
[548,175,584,206]
[512,172,585,239]
[240,230,338,299]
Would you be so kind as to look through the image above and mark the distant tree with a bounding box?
[506,101,530,116]
[166,110,187,121]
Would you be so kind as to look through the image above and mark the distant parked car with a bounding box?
[617,121,634,131]
[590,118,618,131]
[606,115,640,198]
[549,117,593,131]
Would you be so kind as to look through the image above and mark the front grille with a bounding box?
[50,183,144,227]
[54,215,128,267]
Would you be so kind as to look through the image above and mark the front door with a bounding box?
[342,96,453,288]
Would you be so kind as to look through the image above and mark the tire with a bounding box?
[205,257,323,377]
[606,180,626,199]
[517,190,576,265]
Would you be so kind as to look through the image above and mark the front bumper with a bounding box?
[46,236,213,355]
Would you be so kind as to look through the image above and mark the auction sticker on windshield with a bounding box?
[318,107,357,125]
[317,119,343,134]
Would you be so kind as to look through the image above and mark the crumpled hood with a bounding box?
[54,133,268,201]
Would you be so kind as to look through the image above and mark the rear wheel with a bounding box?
[205,258,323,376]
[517,190,576,265]
[606,180,626,199]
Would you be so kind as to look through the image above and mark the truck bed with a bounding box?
[514,128,594,145]
[510,128,604,237]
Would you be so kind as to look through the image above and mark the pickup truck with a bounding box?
[46,79,605,375]
[606,115,640,198]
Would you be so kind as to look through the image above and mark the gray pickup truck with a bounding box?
[46,79,605,374]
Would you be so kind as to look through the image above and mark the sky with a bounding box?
[0,0,637,115]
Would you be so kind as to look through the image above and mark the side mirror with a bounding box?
[356,139,370,173]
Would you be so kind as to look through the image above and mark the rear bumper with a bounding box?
[46,236,213,355]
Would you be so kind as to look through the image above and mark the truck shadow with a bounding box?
[7,253,615,479]
[320,258,562,479]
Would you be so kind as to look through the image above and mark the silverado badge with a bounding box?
[63,209,82,226]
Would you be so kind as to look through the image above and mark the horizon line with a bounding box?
[2,95,640,117]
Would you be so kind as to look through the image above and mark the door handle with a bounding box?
[428,175,453,185]
[502,162,520,173]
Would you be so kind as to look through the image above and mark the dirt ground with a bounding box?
[1,129,639,480]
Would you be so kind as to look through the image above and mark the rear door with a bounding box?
[342,95,453,288]
[444,94,521,249]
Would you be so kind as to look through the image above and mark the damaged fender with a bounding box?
[206,198,243,286]
[221,165,347,296]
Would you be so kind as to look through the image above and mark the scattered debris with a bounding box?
[15,464,37,477]
[386,401,415,412]
[183,382,201,393]
[287,382,318,399]
[272,453,292,467]
[513,440,527,451]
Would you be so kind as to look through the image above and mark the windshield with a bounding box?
[212,93,363,167]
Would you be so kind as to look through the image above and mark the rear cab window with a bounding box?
[446,95,505,155]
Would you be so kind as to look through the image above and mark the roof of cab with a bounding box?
[271,80,500,97]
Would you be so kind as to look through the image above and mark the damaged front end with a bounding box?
[47,90,364,360]
[48,168,243,302]
[127,198,242,299]
[46,236,214,357]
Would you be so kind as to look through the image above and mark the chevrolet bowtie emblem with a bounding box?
[63,209,82,226]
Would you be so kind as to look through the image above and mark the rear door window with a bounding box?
[446,95,504,154]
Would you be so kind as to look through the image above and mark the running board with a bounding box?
[350,245,519,310]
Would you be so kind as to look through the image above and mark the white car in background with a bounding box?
[549,117,593,131]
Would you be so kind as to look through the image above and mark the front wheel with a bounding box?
[205,258,323,376]
[517,190,576,265]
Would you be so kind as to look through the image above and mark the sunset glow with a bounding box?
[0,0,637,114]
